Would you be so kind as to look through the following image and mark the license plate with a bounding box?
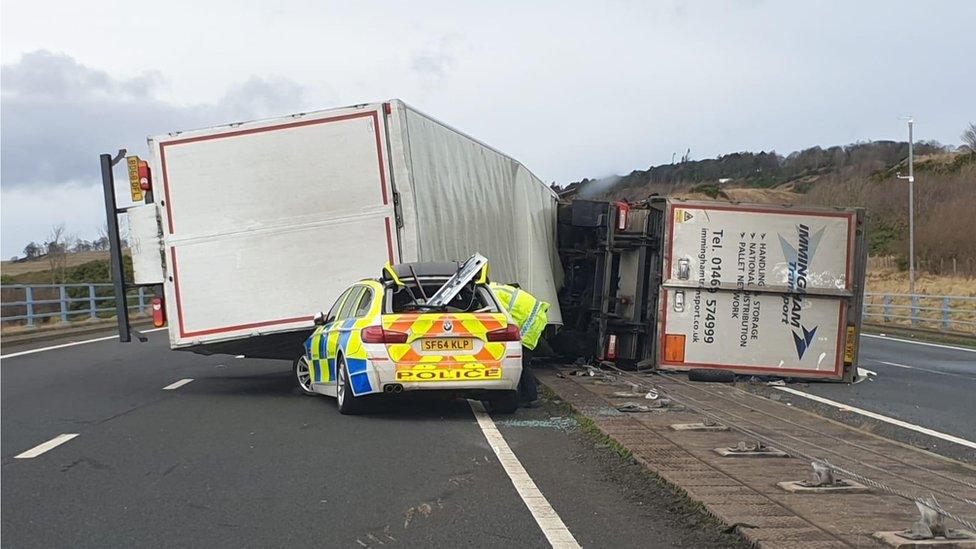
[396,366,501,382]
[420,338,473,352]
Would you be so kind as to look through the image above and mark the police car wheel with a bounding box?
[484,391,518,414]
[336,356,367,415]
[294,356,316,396]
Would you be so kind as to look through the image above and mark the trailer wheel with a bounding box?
[336,356,369,415]
[294,356,316,396]
[687,368,736,383]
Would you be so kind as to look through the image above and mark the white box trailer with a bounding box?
[127,100,562,358]
[554,197,865,382]
[657,199,866,381]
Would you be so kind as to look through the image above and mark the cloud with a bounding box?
[1,50,311,189]
[0,50,317,255]
[410,35,466,82]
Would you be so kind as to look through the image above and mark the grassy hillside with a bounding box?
[1,253,133,285]
[568,143,976,278]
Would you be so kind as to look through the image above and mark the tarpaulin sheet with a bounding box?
[397,105,563,323]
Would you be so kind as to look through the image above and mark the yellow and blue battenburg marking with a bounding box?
[302,280,385,396]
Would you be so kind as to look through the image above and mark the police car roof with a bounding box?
[386,261,460,280]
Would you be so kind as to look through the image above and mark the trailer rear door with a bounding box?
[149,104,398,348]
[657,201,863,381]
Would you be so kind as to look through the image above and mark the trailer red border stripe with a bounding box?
[159,108,394,338]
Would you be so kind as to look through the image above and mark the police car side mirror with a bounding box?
[313,311,327,326]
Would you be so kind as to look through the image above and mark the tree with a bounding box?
[22,241,42,260]
[962,122,976,153]
[44,223,74,283]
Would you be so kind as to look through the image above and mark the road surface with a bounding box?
[778,334,976,446]
[1,331,744,548]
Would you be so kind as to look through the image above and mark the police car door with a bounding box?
[327,286,366,380]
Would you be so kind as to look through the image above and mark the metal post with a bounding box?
[25,286,35,327]
[942,297,950,331]
[101,150,131,342]
[911,295,919,327]
[138,287,146,314]
[89,284,97,319]
[883,295,892,323]
[908,119,915,297]
[59,285,68,323]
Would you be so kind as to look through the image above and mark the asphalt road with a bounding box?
[1,331,744,548]
[787,334,976,444]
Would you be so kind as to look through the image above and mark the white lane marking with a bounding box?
[862,333,976,354]
[162,378,194,390]
[774,386,976,450]
[872,359,975,380]
[15,433,79,459]
[0,327,168,359]
[469,401,580,548]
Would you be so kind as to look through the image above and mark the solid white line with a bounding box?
[862,333,976,354]
[162,378,194,390]
[15,433,79,459]
[0,327,168,359]
[469,401,580,548]
[774,386,976,450]
[871,359,974,380]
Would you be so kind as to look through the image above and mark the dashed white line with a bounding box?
[0,327,168,359]
[862,333,976,353]
[162,378,194,390]
[15,433,79,459]
[469,400,580,548]
[773,386,976,450]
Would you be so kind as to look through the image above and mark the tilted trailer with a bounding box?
[100,100,563,360]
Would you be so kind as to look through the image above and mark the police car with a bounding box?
[293,255,523,415]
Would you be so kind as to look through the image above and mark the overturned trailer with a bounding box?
[556,198,866,382]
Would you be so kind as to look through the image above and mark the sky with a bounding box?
[2,0,974,258]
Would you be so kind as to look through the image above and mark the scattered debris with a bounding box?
[616,399,672,413]
[616,402,653,413]
[494,417,578,431]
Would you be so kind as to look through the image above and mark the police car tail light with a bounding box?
[486,324,520,342]
[361,326,408,344]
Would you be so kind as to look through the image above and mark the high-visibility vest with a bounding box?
[489,282,549,350]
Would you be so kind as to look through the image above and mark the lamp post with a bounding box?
[896,117,915,296]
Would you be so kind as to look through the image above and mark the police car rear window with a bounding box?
[386,282,497,314]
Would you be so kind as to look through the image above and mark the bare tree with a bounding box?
[44,223,74,283]
[962,122,976,153]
